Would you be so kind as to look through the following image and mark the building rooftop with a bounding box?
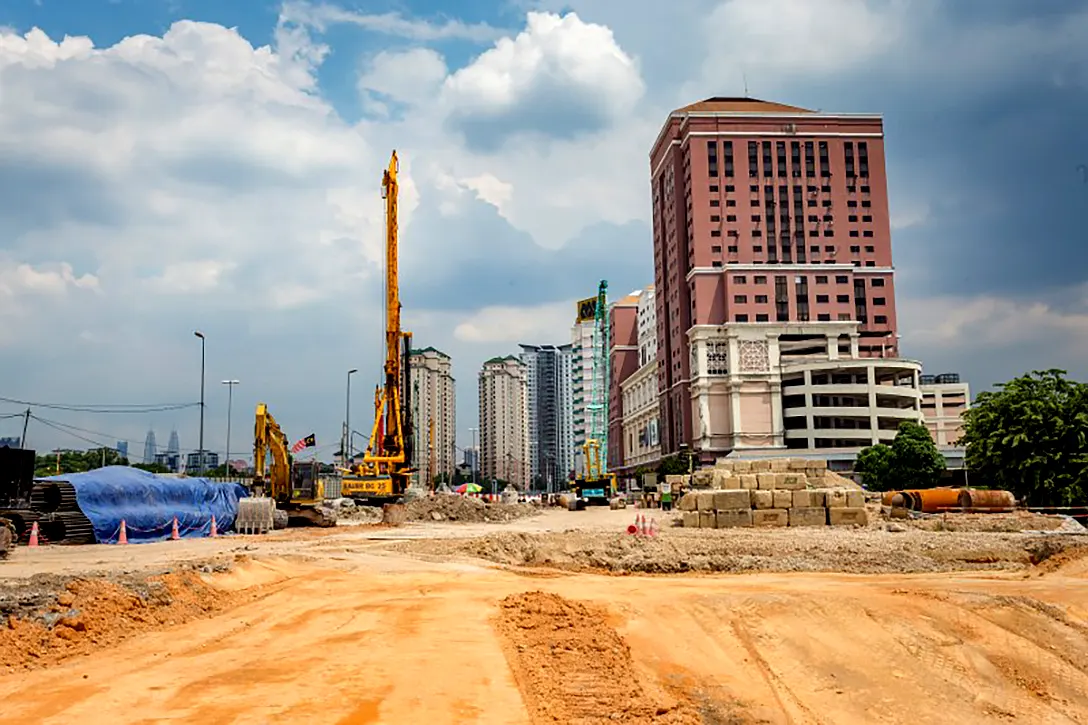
[410,346,450,358]
[482,355,523,366]
[673,96,815,115]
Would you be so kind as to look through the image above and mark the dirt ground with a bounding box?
[1,506,1087,724]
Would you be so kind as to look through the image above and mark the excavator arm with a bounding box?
[254,403,291,502]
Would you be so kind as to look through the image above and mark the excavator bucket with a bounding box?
[236,497,276,534]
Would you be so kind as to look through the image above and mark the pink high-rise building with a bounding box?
[650,98,916,463]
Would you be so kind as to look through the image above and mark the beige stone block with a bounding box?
[788,458,810,471]
[716,509,753,528]
[732,460,752,473]
[805,467,826,480]
[696,491,717,511]
[789,507,828,527]
[792,490,813,508]
[772,490,793,508]
[829,507,868,527]
[692,470,714,487]
[740,473,759,489]
[666,474,686,486]
[753,509,788,527]
[826,489,849,508]
[808,490,827,507]
[808,459,828,470]
[769,458,789,472]
[699,510,717,529]
[751,490,774,510]
[679,492,699,511]
[751,459,772,472]
[714,459,734,471]
[682,511,700,528]
[711,469,729,489]
[777,473,806,490]
[713,489,751,511]
[846,490,865,508]
[757,473,778,490]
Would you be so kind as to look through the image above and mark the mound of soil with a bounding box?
[896,511,1077,533]
[407,528,1088,575]
[0,567,242,673]
[495,591,708,723]
[404,493,538,523]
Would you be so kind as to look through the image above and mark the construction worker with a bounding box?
[660,480,673,511]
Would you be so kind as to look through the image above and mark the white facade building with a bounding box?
[408,347,456,483]
[478,356,530,488]
[686,322,924,455]
[620,286,661,469]
[920,374,970,446]
[570,320,600,474]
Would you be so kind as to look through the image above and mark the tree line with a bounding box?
[855,369,1087,506]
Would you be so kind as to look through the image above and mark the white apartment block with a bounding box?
[408,347,456,482]
[687,321,925,457]
[519,344,574,489]
[478,356,530,488]
[920,374,970,446]
[570,319,600,474]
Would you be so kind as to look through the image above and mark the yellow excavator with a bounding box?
[248,402,337,527]
[340,150,417,504]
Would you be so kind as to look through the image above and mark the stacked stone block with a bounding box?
[677,457,868,529]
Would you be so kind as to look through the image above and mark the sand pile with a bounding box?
[0,569,241,673]
[403,493,538,523]
[496,591,706,724]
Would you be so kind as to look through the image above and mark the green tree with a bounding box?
[133,462,171,474]
[888,420,946,489]
[961,369,1088,506]
[34,448,129,477]
[657,455,688,476]
[854,443,894,491]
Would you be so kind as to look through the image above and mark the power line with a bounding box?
[0,395,198,413]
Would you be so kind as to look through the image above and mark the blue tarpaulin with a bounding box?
[41,466,249,544]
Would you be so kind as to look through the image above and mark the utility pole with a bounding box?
[221,380,240,474]
[194,331,206,475]
[20,408,29,448]
[345,368,358,465]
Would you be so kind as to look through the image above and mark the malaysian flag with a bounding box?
[290,433,316,454]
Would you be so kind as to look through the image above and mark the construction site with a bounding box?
[2,150,1087,724]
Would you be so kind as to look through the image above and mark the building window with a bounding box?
[734,295,748,303]
[735,313,749,322]
[816,275,828,283]
[817,313,831,321]
[871,278,885,287]
[712,244,722,253]
[849,230,859,237]
[733,275,747,283]
[836,294,850,303]
[873,297,886,305]
[711,230,722,237]
[850,245,860,253]
[836,275,848,284]
[816,294,829,303]
[755,294,768,303]
[863,230,873,238]
[875,315,887,324]
[865,245,875,253]
[756,313,769,322]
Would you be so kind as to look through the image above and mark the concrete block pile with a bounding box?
[673,457,868,529]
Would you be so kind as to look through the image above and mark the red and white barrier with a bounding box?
[118,520,128,545]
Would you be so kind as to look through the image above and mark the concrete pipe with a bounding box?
[957,489,1016,510]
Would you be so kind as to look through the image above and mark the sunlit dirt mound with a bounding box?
[1,570,241,673]
[495,591,724,724]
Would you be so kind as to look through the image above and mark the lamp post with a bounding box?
[469,427,479,487]
[221,379,239,474]
[345,368,358,465]
[194,331,206,475]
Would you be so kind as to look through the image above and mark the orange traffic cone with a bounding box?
[209,515,218,538]
[118,520,128,545]
[171,516,180,540]
[28,521,39,547]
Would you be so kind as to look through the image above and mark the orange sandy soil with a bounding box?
[0,543,1086,724]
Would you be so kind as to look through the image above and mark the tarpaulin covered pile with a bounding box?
[41,466,249,544]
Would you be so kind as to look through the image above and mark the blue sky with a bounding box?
[1,0,1087,460]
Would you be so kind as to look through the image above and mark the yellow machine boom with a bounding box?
[251,403,335,527]
[341,150,416,502]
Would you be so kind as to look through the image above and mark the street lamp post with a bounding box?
[345,369,358,466]
[469,427,478,487]
[194,331,206,475]
[221,379,239,474]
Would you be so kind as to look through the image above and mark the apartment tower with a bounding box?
[408,347,457,483]
[478,356,530,488]
[606,288,647,470]
[651,97,903,460]
[519,343,574,490]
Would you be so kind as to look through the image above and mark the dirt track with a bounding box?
[1,508,1087,724]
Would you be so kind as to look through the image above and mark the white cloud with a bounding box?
[453,301,574,343]
[279,1,502,42]
[358,48,448,109]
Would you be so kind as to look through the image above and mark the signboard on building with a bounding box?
[575,296,597,323]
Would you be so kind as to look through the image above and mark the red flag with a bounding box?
[290,434,316,454]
